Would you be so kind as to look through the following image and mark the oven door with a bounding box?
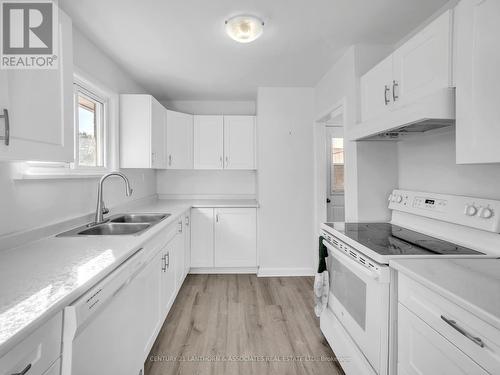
[324,241,390,374]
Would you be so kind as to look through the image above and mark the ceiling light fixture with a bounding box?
[225,15,264,43]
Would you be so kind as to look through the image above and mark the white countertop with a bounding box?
[390,258,500,330]
[0,198,258,356]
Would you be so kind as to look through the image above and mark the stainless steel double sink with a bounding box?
[57,213,170,237]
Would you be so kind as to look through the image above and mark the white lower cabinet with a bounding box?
[214,208,257,268]
[184,213,191,277]
[398,303,488,375]
[190,208,215,267]
[160,235,177,317]
[190,207,257,270]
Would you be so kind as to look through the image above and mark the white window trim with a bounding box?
[20,68,120,179]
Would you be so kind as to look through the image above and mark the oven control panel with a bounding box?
[388,189,500,233]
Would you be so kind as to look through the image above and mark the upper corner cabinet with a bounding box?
[165,110,193,169]
[455,0,500,164]
[223,116,256,170]
[193,115,224,169]
[120,94,166,169]
[0,10,74,162]
[359,10,453,123]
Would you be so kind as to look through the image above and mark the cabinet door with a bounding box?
[184,213,191,277]
[193,115,223,169]
[190,208,214,268]
[455,0,500,164]
[0,11,74,162]
[223,116,256,169]
[214,208,257,268]
[160,240,176,317]
[173,221,185,290]
[166,110,193,169]
[393,10,452,106]
[360,55,393,122]
[137,251,162,358]
[151,98,166,168]
[398,304,488,375]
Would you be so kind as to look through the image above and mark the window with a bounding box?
[74,84,106,169]
[331,137,344,193]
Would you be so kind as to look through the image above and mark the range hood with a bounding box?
[348,88,456,141]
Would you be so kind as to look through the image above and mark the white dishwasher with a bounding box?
[62,248,147,375]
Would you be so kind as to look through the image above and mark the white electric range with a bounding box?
[319,189,500,375]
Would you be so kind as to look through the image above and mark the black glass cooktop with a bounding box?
[324,223,484,256]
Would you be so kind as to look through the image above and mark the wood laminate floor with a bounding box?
[144,274,345,375]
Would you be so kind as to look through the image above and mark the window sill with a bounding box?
[14,172,108,181]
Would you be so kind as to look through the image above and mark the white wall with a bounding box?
[156,170,256,199]
[398,129,500,199]
[256,87,316,275]
[0,26,156,238]
[314,45,398,225]
[162,100,256,115]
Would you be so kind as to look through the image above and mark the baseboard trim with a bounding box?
[189,267,258,274]
[257,267,315,277]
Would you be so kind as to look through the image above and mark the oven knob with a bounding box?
[464,204,477,216]
[479,207,493,219]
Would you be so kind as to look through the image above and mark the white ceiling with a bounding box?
[60,0,448,101]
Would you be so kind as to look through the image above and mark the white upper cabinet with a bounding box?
[360,55,394,122]
[165,110,193,169]
[0,11,74,162]
[193,115,224,169]
[214,208,257,268]
[455,0,500,164]
[393,10,452,106]
[359,10,452,123]
[120,94,166,169]
[223,116,256,170]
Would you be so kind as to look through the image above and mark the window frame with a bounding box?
[20,70,119,179]
[73,82,107,171]
[329,136,345,195]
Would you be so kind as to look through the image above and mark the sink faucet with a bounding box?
[92,172,133,225]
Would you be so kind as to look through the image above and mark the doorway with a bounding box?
[316,103,345,223]
[326,126,345,222]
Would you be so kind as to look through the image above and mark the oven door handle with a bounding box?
[323,240,380,281]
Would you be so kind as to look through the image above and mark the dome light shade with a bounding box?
[225,15,264,43]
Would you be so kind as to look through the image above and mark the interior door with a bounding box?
[151,98,166,168]
[398,303,488,375]
[190,208,214,268]
[0,11,74,162]
[166,110,193,169]
[326,126,345,222]
[214,208,257,268]
[360,54,393,122]
[223,116,256,169]
[193,115,223,169]
[392,10,452,106]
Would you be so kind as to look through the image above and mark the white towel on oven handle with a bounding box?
[314,270,329,317]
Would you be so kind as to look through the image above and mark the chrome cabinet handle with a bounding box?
[220,156,223,167]
[12,363,31,375]
[384,85,390,105]
[185,216,189,226]
[441,315,485,348]
[216,213,219,223]
[225,156,229,167]
[0,109,9,146]
[168,154,172,166]
[166,251,170,268]
[161,254,167,272]
[392,80,399,101]
[178,220,183,233]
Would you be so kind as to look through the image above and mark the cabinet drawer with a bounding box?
[0,312,62,375]
[398,273,500,374]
